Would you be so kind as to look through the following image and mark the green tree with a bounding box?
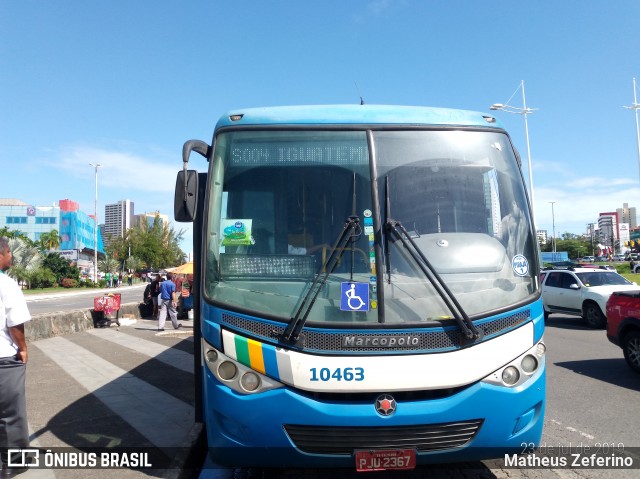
[43,252,80,283]
[6,237,44,288]
[8,237,42,272]
[39,229,61,251]
[126,255,144,273]
[105,233,130,270]
[128,216,185,270]
[540,232,592,260]
[29,267,57,288]
[0,227,36,246]
[99,256,119,275]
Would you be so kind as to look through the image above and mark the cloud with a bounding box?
[533,183,640,235]
[52,145,176,193]
[368,0,393,15]
[563,176,635,189]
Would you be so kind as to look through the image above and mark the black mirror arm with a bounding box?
[182,140,210,202]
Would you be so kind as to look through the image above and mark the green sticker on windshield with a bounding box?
[221,219,253,246]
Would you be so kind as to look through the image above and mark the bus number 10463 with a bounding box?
[310,367,364,382]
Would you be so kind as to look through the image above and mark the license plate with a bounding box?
[355,449,416,472]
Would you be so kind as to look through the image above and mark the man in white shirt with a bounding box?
[0,237,31,475]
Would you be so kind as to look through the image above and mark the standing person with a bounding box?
[157,273,182,331]
[149,276,163,318]
[0,237,31,475]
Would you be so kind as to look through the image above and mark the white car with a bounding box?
[541,267,640,328]
[580,256,595,263]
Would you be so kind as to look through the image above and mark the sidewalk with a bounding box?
[17,310,201,478]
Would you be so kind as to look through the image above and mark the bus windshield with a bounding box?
[204,128,537,326]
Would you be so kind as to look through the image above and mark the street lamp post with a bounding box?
[490,80,538,223]
[89,163,103,283]
[623,77,640,185]
[549,201,556,253]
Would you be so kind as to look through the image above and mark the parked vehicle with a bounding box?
[606,291,640,373]
[613,254,626,261]
[541,267,640,328]
[580,256,595,263]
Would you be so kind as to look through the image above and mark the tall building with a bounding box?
[104,199,134,246]
[537,229,548,245]
[617,202,637,229]
[134,211,169,230]
[598,212,619,254]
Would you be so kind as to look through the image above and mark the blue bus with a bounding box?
[175,105,545,471]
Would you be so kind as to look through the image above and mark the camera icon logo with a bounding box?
[7,448,39,468]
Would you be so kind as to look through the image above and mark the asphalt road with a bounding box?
[25,284,147,315]
[538,314,640,462]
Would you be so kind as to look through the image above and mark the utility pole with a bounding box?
[549,202,556,253]
[89,163,103,283]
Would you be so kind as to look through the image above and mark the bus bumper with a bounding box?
[203,366,545,468]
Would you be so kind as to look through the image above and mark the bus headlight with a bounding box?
[202,338,283,395]
[205,349,218,363]
[502,366,520,385]
[482,339,545,388]
[240,372,261,392]
[521,355,538,373]
[218,361,238,381]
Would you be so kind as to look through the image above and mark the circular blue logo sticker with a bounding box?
[512,255,529,276]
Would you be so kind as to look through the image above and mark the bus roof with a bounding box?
[214,105,504,131]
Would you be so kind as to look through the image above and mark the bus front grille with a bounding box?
[220,310,529,353]
[283,419,483,455]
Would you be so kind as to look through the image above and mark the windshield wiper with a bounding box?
[383,175,479,341]
[385,218,481,341]
[281,215,362,345]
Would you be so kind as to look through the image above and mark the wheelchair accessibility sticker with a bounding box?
[341,282,370,311]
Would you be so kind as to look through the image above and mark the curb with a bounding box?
[25,302,146,342]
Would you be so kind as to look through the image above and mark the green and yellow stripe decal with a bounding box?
[222,329,291,382]
[234,336,266,374]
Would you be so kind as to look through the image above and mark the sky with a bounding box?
[2,0,640,254]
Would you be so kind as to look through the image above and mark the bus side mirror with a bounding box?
[174,170,199,222]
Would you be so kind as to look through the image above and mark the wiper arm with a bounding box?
[386,218,481,341]
[281,215,361,344]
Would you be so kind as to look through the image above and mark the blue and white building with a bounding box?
[0,198,105,276]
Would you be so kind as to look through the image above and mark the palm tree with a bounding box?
[126,256,144,273]
[39,229,61,251]
[7,237,43,287]
[9,238,42,270]
[0,227,34,245]
[98,256,119,276]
